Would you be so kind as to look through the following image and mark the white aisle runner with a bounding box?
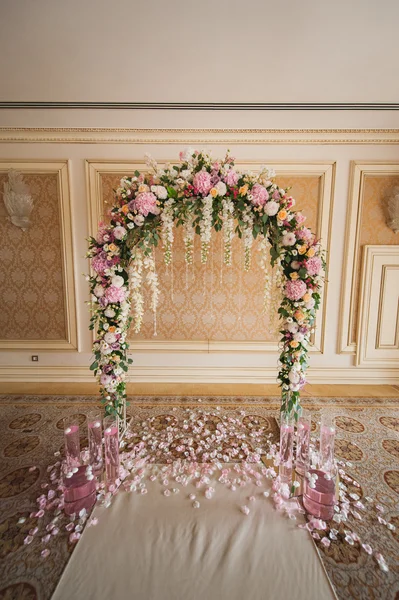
[52,475,336,600]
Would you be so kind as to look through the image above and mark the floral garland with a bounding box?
[87,149,324,417]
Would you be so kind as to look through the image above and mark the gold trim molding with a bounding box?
[0,160,78,351]
[0,128,399,145]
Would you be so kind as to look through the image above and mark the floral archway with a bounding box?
[87,149,324,422]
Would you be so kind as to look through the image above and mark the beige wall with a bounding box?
[0,124,398,384]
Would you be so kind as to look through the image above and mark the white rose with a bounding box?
[111,275,125,288]
[113,226,127,240]
[169,168,178,179]
[286,322,299,333]
[104,332,117,344]
[104,308,116,318]
[289,370,300,384]
[264,201,279,216]
[134,215,145,226]
[181,169,192,179]
[293,332,304,343]
[305,298,316,310]
[93,284,104,298]
[151,185,168,200]
[215,181,227,197]
[127,222,134,229]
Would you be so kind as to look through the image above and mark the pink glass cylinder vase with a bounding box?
[104,416,120,485]
[319,414,336,474]
[279,413,295,485]
[303,468,337,521]
[88,411,103,475]
[64,415,81,469]
[295,409,311,476]
[63,465,96,516]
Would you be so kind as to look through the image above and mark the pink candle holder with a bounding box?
[295,409,311,476]
[87,411,103,475]
[319,414,336,474]
[64,415,81,469]
[279,413,295,485]
[303,468,337,521]
[63,465,96,516]
[104,416,120,485]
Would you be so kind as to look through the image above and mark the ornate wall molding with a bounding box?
[0,128,399,145]
[338,162,399,354]
[0,160,78,351]
[0,102,398,110]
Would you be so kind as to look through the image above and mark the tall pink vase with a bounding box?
[104,416,120,485]
[296,409,311,476]
[319,414,336,474]
[64,416,81,469]
[279,413,294,485]
[88,411,103,475]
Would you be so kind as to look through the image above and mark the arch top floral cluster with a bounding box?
[87,149,324,418]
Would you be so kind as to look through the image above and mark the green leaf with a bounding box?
[134,170,140,177]
[298,268,307,278]
[90,361,98,371]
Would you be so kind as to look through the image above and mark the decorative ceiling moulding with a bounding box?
[0,101,399,110]
[0,128,399,145]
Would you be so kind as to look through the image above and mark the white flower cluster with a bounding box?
[128,250,144,333]
[143,251,160,335]
[259,237,272,314]
[183,215,195,265]
[160,198,175,265]
[242,207,254,271]
[199,194,213,263]
[221,198,235,266]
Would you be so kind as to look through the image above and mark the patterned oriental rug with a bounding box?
[0,395,398,600]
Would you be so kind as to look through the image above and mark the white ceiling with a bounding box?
[0,0,398,104]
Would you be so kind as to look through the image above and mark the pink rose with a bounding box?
[285,279,307,301]
[296,227,313,241]
[193,171,212,196]
[224,170,239,187]
[305,256,322,276]
[250,184,269,206]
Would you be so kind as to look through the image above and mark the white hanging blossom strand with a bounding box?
[221,198,235,266]
[128,249,144,333]
[183,214,195,265]
[259,237,272,315]
[271,258,285,318]
[160,198,175,265]
[242,207,254,271]
[199,194,213,264]
[143,250,160,336]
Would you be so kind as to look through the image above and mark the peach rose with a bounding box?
[290,340,299,348]
[210,188,218,198]
[121,204,129,214]
[239,184,248,196]
[294,310,305,322]
[290,272,299,280]
[303,293,312,303]
[108,243,117,253]
[307,247,316,257]
[278,210,288,221]
[298,245,308,255]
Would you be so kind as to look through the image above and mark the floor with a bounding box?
[0,390,398,600]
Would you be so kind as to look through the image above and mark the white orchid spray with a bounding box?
[160,198,175,265]
[199,194,213,263]
[259,236,273,314]
[242,207,254,271]
[143,249,160,336]
[183,214,195,265]
[128,249,144,333]
[221,198,235,266]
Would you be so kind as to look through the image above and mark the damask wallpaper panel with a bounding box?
[100,173,321,342]
[0,173,67,340]
[350,174,399,344]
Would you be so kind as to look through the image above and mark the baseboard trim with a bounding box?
[0,365,398,385]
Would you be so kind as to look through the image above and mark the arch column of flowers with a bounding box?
[87,149,324,422]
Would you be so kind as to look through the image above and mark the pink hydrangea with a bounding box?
[193,170,212,195]
[105,285,126,304]
[305,256,322,276]
[295,213,306,225]
[128,192,159,217]
[296,227,313,241]
[285,279,307,301]
[224,170,239,187]
[250,184,269,206]
[91,255,109,275]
